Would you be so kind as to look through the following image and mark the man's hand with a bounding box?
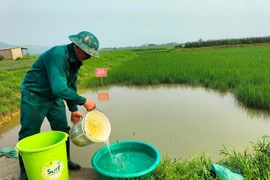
[84,99,96,111]
[71,111,83,124]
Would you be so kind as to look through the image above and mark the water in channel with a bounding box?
[1,84,270,168]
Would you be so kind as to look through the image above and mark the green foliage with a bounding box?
[149,136,270,179]
[219,135,270,180]
[129,47,173,53]
[236,85,270,109]
[78,51,138,87]
[100,45,270,109]
[0,70,27,116]
[152,153,214,179]
[16,57,23,60]
[0,57,36,71]
[184,36,270,48]
[0,56,38,116]
[101,44,175,51]
[0,54,4,60]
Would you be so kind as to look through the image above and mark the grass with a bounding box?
[0,70,28,115]
[152,153,214,179]
[100,46,270,109]
[0,56,37,117]
[78,51,138,87]
[150,135,270,179]
[0,56,37,71]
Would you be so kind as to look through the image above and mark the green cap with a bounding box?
[69,31,99,58]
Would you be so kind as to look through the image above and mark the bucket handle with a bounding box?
[95,107,103,113]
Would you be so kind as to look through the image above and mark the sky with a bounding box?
[1,0,270,48]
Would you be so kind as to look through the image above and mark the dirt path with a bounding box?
[0,157,100,180]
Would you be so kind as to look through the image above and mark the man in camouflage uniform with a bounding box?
[18,31,99,180]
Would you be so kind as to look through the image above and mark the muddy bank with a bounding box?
[0,111,20,127]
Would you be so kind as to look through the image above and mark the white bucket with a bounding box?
[70,110,111,147]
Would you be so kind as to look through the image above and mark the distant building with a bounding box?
[0,47,28,60]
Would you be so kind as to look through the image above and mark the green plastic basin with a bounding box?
[91,140,161,180]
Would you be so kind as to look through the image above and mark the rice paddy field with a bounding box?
[1,45,270,179]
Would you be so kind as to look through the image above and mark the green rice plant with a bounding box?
[151,153,214,180]
[236,85,270,109]
[219,135,270,179]
[78,51,138,87]
[0,69,28,117]
[0,57,36,71]
[100,46,270,109]
[150,136,270,179]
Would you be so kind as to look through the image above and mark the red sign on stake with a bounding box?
[95,68,107,77]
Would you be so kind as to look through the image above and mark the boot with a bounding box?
[66,137,81,170]
[19,155,28,180]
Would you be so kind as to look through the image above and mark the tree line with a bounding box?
[181,36,270,48]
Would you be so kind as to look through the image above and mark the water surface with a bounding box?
[1,85,270,167]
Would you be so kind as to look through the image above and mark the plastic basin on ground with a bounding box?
[91,140,161,180]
